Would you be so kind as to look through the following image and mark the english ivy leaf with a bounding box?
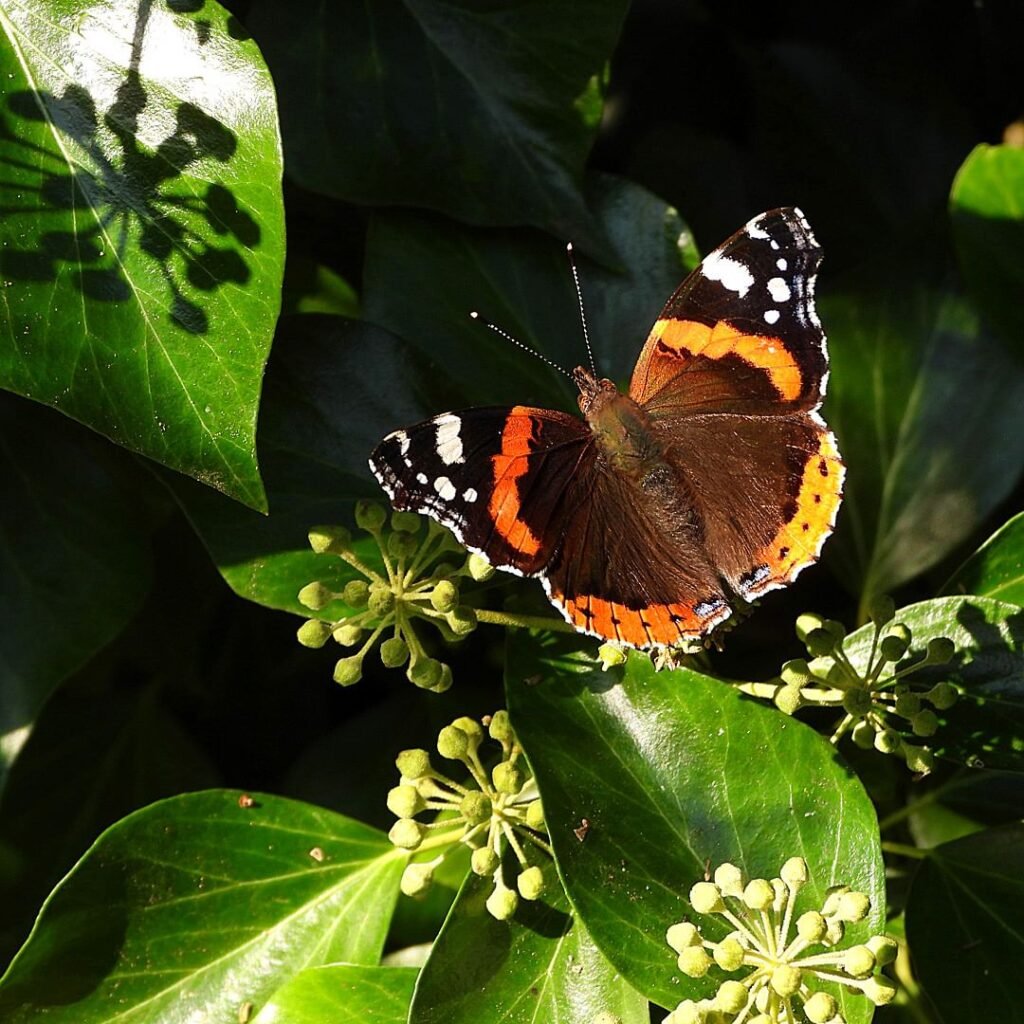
[942,511,1024,606]
[409,870,648,1024]
[246,0,627,254]
[0,393,156,789]
[951,144,1024,353]
[0,791,404,1023]
[0,0,285,511]
[822,278,1024,608]
[507,637,884,1017]
[253,964,417,1024]
[906,823,1024,1023]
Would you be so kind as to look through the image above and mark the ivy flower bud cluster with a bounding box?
[764,597,958,774]
[387,711,551,920]
[296,500,495,690]
[664,858,897,1024]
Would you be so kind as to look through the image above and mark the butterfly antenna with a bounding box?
[469,312,574,381]
[566,242,597,376]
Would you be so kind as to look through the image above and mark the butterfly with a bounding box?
[370,208,843,648]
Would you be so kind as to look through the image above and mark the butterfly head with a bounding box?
[572,366,617,415]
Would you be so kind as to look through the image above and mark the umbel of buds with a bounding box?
[756,597,959,774]
[387,711,551,921]
[664,858,897,1024]
[296,501,495,690]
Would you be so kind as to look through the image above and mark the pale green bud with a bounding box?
[486,884,518,920]
[743,878,774,911]
[880,634,908,662]
[867,594,895,626]
[677,946,713,977]
[713,937,745,971]
[797,911,827,943]
[297,619,332,648]
[460,791,491,824]
[714,862,745,897]
[332,621,364,647]
[864,976,897,1005]
[380,635,409,668]
[391,511,422,533]
[845,944,876,978]
[825,918,845,945]
[851,719,877,748]
[367,583,396,617]
[804,628,837,658]
[874,727,902,754]
[894,691,921,718]
[770,964,801,996]
[867,935,898,965]
[446,606,478,635]
[781,856,809,887]
[407,655,444,690]
[430,663,453,693]
[308,524,351,554]
[396,748,432,779]
[903,743,935,774]
[517,865,545,900]
[715,980,748,1014]
[400,862,434,896]
[354,500,386,532]
[298,581,332,611]
[387,530,418,559]
[333,655,363,686]
[386,784,425,818]
[911,709,939,736]
[431,580,459,612]
[525,800,545,830]
[488,710,513,741]
[388,818,424,850]
[689,881,724,914]
[471,846,499,876]
[842,687,873,717]
[807,655,836,680]
[493,760,524,795]
[803,991,838,1023]
[437,725,469,760]
[780,658,813,686]
[926,681,958,709]
[836,890,871,922]
[666,922,701,951]
[795,612,827,642]
[822,618,847,641]
[467,552,495,581]
[925,636,955,664]
[450,716,484,747]
[775,684,805,715]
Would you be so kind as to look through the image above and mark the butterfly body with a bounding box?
[370,208,844,649]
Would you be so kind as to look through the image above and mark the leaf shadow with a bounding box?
[0,0,259,335]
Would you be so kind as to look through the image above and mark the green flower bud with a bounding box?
[598,642,627,670]
[396,748,432,779]
[804,628,837,658]
[407,655,444,690]
[771,877,787,912]
[894,692,921,718]
[807,656,835,680]
[430,663,453,693]
[852,718,876,748]
[298,582,333,611]
[925,636,955,664]
[388,818,424,850]
[297,619,332,648]
[518,865,545,900]
[795,612,827,642]
[715,980,748,1014]
[430,580,459,613]
[775,684,805,715]
[822,618,847,641]
[386,784,425,818]
[387,530,418,559]
[743,878,774,911]
[486,884,518,920]
[864,976,897,1005]
[843,687,873,717]
[677,946,713,978]
[333,655,363,686]
[437,725,469,760]
[308,524,351,554]
[713,937,745,971]
[400,862,434,897]
[467,552,495,581]
[867,935,898,965]
[926,681,958,709]
[874,727,902,754]
[797,910,827,943]
[380,634,410,668]
[836,890,871,922]
[911,709,939,737]
[690,881,724,914]
[879,634,908,662]
[354,500,386,532]
[889,622,912,645]
[824,918,845,945]
[343,579,370,607]
[471,846,499,876]
[665,1001,701,1024]
[488,710,513,742]
[367,583,396,617]
[780,659,813,686]
[803,991,838,1023]
[391,510,422,534]
[446,606,478,635]
[332,622,364,647]
[781,857,809,887]
[493,760,524,795]
[714,863,745,897]
[525,800,545,830]
[770,964,802,997]
[450,715,484,746]
[845,944,876,978]
[460,791,491,824]
[904,743,935,774]
[867,594,895,626]
[666,922,701,951]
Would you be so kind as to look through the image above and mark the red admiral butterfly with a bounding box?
[370,208,843,648]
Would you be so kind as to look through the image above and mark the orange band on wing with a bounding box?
[651,318,804,402]
[558,594,729,647]
[488,406,542,558]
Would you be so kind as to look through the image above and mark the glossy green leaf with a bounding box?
[822,278,1024,608]
[942,511,1024,606]
[906,823,1024,1023]
[247,0,627,253]
[409,869,647,1024]
[841,596,1024,772]
[951,143,1024,352]
[253,964,417,1024]
[0,0,285,510]
[907,771,1024,850]
[0,791,404,1022]
[507,637,884,1015]
[0,393,155,786]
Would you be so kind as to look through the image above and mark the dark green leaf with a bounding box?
[841,597,1024,772]
[951,144,1024,353]
[906,823,1024,1023]
[253,964,417,1024]
[942,511,1024,606]
[0,393,155,786]
[0,791,404,1022]
[507,637,884,1016]
[364,174,698,411]
[906,771,1024,850]
[247,0,627,253]
[409,869,647,1024]
[822,278,1024,607]
[0,0,285,510]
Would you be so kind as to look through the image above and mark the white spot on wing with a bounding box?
[776,257,788,271]
[416,472,428,485]
[763,309,780,325]
[701,251,754,297]
[770,240,780,251]
[463,488,478,503]
[767,277,791,302]
[434,476,456,501]
[434,413,465,465]
[745,216,770,240]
